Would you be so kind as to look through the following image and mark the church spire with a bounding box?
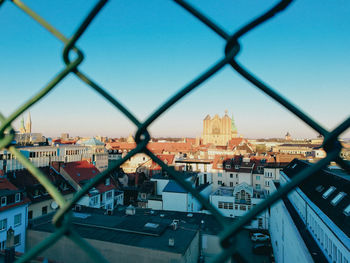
[19,116,26,134]
[25,111,32,133]
[231,113,237,133]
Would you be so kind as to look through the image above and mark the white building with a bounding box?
[209,183,268,229]
[0,143,108,173]
[0,178,29,253]
[149,173,212,212]
[52,161,117,210]
[270,159,350,263]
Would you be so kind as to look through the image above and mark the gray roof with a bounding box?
[163,181,187,193]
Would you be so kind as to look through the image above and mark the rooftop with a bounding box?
[29,207,228,254]
[282,159,350,238]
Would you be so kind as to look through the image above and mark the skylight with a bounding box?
[144,222,159,229]
[344,205,350,216]
[315,185,324,193]
[322,186,336,199]
[331,192,346,206]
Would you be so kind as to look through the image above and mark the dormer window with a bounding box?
[105,178,110,186]
[1,197,6,207]
[322,186,336,199]
[15,193,21,203]
[331,192,346,206]
[235,165,240,169]
[33,189,40,198]
[225,164,231,169]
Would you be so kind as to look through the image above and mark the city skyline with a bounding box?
[1,0,349,139]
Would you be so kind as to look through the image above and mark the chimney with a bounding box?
[168,237,175,247]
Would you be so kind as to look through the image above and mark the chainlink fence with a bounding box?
[0,0,349,262]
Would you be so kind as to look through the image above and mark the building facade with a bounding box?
[202,111,238,146]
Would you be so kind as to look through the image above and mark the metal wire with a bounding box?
[0,0,348,262]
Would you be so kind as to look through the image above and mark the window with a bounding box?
[218,173,222,177]
[230,182,234,187]
[28,210,33,220]
[14,234,20,246]
[235,165,240,169]
[256,176,260,181]
[322,187,336,199]
[230,174,233,178]
[218,180,222,185]
[255,184,261,190]
[265,181,270,187]
[331,192,346,206]
[42,206,48,215]
[105,178,110,186]
[90,195,99,206]
[106,191,113,200]
[14,214,21,226]
[0,240,5,250]
[15,193,21,203]
[0,219,7,231]
[218,202,223,209]
[1,196,6,207]
[240,205,246,211]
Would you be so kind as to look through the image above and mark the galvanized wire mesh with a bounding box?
[0,0,349,262]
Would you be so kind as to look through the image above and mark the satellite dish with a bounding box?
[51,201,58,210]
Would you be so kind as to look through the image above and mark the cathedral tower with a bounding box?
[25,111,32,133]
[201,111,237,146]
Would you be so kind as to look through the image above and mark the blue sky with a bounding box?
[0,0,349,139]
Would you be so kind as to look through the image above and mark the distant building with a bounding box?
[61,133,69,140]
[202,110,238,146]
[285,132,291,141]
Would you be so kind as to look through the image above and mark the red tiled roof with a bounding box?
[0,177,18,191]
[0,178,30,211]
[61,161,115,194]
[149,154,175,171]
[228,138,244,149]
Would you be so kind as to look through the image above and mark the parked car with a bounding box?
[251,233,270,242]
[249,228,269,237]
[252,243,272,255]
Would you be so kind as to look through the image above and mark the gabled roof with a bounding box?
[61,161,115,194]
[7,166,75,202]
[204,114,211,120]
[0,177,18,191]
[0,177,30,211]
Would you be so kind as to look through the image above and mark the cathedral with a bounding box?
[19,112,32,134]
[202,110,238,146]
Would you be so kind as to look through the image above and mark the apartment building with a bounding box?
[270,159,350,263]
